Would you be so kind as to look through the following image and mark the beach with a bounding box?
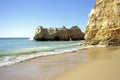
[0,46,120,80]
[0,0,119,80]
[54,46,120,80]
[0,47,87,80]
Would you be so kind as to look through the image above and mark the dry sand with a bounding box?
[54,46,120,80]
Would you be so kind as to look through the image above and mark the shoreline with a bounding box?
[0,46,120,80]
[0,47,88,80]
[0,40,85,67]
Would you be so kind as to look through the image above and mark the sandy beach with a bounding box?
[0,48,88,80]
[54,46,120,80]
[0,46,120,80]
[1,0,119,80]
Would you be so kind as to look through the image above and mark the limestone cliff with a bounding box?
[34,26,49,40]
[34,26,84,41]
[85,0,120,46]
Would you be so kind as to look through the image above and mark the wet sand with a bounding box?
[0,49,88,80]
[0,46,120,80]
[54,46,120,80]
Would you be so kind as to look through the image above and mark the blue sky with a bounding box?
[0,0,95,37]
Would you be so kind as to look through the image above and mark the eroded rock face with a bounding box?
[48,27,59,40]
[57,26,69,40]
[85,0,120,46]
[69,26,84,40]
[34,26,49,40]
[34,26,84,41]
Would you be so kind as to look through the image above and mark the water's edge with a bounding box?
[0,45,94,67]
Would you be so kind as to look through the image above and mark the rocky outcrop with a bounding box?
[47,27,59,40]
[69,26,84,40]
[34,26,84,41]
[85,0,120,46]
[34,26,49,40]
[57,26,70,40]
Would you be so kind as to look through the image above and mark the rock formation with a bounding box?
[34,26,84,41]
[34,26,49,40]
[85,0,120,46]
[57,26,70,40]
[48,27,59,40]
[69,26,84,40]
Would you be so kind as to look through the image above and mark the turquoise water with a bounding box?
[0,38,85,66]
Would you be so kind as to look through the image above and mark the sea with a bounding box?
[0,38,91,67]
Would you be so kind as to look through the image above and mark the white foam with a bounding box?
[29,37,33,40]
[0,44,97,67]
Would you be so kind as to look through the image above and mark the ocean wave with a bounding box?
[29,37,33,40]
[0,46,53,56]
[0,42,83,56]
[0,40,102,67]
[0,44,95,67]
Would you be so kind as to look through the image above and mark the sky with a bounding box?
[0,0,95,38]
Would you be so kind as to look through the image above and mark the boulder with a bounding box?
[84,0,120,46]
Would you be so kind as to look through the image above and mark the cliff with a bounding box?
[85,0,120,46]
[34,26,84,41]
